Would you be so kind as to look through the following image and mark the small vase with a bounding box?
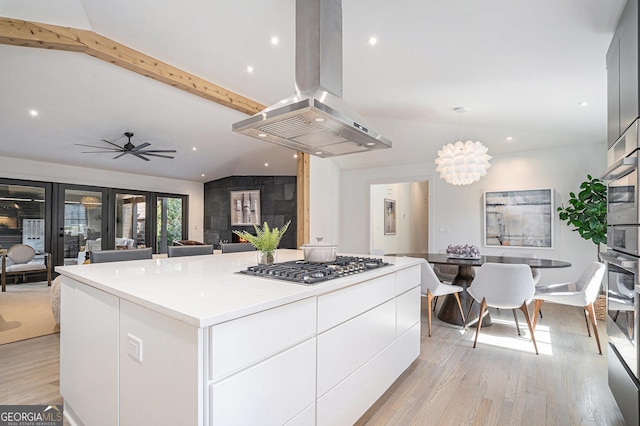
[258,250,277,266]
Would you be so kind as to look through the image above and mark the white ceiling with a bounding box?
[0,0,626,182]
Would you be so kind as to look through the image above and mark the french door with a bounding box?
[153,194,188,254]
[54,184,108,266]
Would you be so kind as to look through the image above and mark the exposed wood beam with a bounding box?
[0,17,266,115]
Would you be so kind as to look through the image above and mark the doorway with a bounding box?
[369,181,429,255]
[55,184,108,266]
[154,194,188,254]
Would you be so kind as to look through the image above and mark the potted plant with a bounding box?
[557,174,607,261]
[557,175,607,320]
[233,220,291,265]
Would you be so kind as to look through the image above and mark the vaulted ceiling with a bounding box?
[0,0,626,182]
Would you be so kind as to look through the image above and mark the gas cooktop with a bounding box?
[237,256,390,285]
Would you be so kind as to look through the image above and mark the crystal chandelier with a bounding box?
[434,108,491,185]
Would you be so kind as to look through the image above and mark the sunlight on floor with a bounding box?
[461,317,554,356]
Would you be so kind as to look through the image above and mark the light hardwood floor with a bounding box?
[0,300,627,425]
[357,299,626,426]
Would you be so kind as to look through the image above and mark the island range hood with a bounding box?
[232,0,392,158]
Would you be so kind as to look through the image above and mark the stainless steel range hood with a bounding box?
[232,0,392,158]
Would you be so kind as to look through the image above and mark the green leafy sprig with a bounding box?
[557,174,607,259]
[233,220,291,254]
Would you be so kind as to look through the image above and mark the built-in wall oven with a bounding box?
[603,119,640,426]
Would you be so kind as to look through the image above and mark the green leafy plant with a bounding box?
[233,220,291,257]
[557,174,607,260]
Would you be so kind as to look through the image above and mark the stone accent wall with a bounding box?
[203,176,297,249]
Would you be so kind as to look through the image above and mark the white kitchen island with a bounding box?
[56,250,423,426]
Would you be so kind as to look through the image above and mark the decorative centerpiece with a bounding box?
[233,220,291,266]
[446,244,480,259]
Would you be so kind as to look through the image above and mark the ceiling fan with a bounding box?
[76,132,177,161]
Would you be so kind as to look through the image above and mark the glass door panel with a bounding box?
[156,196,184,254]
[61,188,103,265]
[0,183,47,253]
[116,193,147,249]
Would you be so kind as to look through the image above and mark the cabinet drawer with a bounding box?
[397,286,420,337]
[210,297,316,381]
[210,339,316,426]
[317,299,396,397]
[396,264,421,294]
[317,322,420,426]
[318,273,395,333]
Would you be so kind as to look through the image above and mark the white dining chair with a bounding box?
[532,262,605,354]
[466,263,538,354]
[420,261,465,337]
[501,251,541,286]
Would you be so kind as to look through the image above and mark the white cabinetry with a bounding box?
[60,259,422,426]
[317,266,421,426]
[209,298,317,425]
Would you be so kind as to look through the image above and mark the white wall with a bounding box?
[340,143,606,284]
[370,182,428,255]
[309,156,341,247]
[0,156,204,241]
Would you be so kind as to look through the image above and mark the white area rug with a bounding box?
[0,281,57,345]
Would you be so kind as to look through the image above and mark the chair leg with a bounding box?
[512,309,521,336]
[584,310,591,337]
[473,298,487,349]
[427,290,434,337]
[585,303,602,355]
[612,311,620,322]
[532,299,544,330]
[519,302,539,355]
[465,299,475,328]
[453,292,465,327]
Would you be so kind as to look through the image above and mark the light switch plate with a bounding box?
[127,333,143,362]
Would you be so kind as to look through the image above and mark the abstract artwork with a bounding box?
[484,188,553,248]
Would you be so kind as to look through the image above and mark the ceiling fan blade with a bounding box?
[112,152,128,160]
[101,139,125,150]
[142,153,175,159]
[82,150,124,154]
[138,149,178,154]
[129,151,151,161]
[131,142,151,151]
[75,143,120,150]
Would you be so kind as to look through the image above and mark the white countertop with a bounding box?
[56,250,423,328]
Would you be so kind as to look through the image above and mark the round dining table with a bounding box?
[389,253,572,326]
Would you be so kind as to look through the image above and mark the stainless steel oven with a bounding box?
[608,225,640,256]
[607,152,638,226]
[603,119,640,425]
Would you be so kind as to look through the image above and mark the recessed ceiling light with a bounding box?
[293,154,298,158]
[258,133,267,137]
[368,37,377,46]
[192,147,197,151]
[578,101,588,107]
[270,36,279,45]
[506,136,513,141]
[29,109,38,117]
[315,151,322,155]
[366,142,375,146]
[314,117,326,122]
[246,66,254,73]
[201,174,205,177]
[264,163,269,167]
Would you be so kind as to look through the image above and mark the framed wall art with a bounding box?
[230,190,261,226]
[384,198,396,235]
[484,188,553,248]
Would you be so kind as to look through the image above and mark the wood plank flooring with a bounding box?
[0,300,627,425]
[356,299,626,426]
